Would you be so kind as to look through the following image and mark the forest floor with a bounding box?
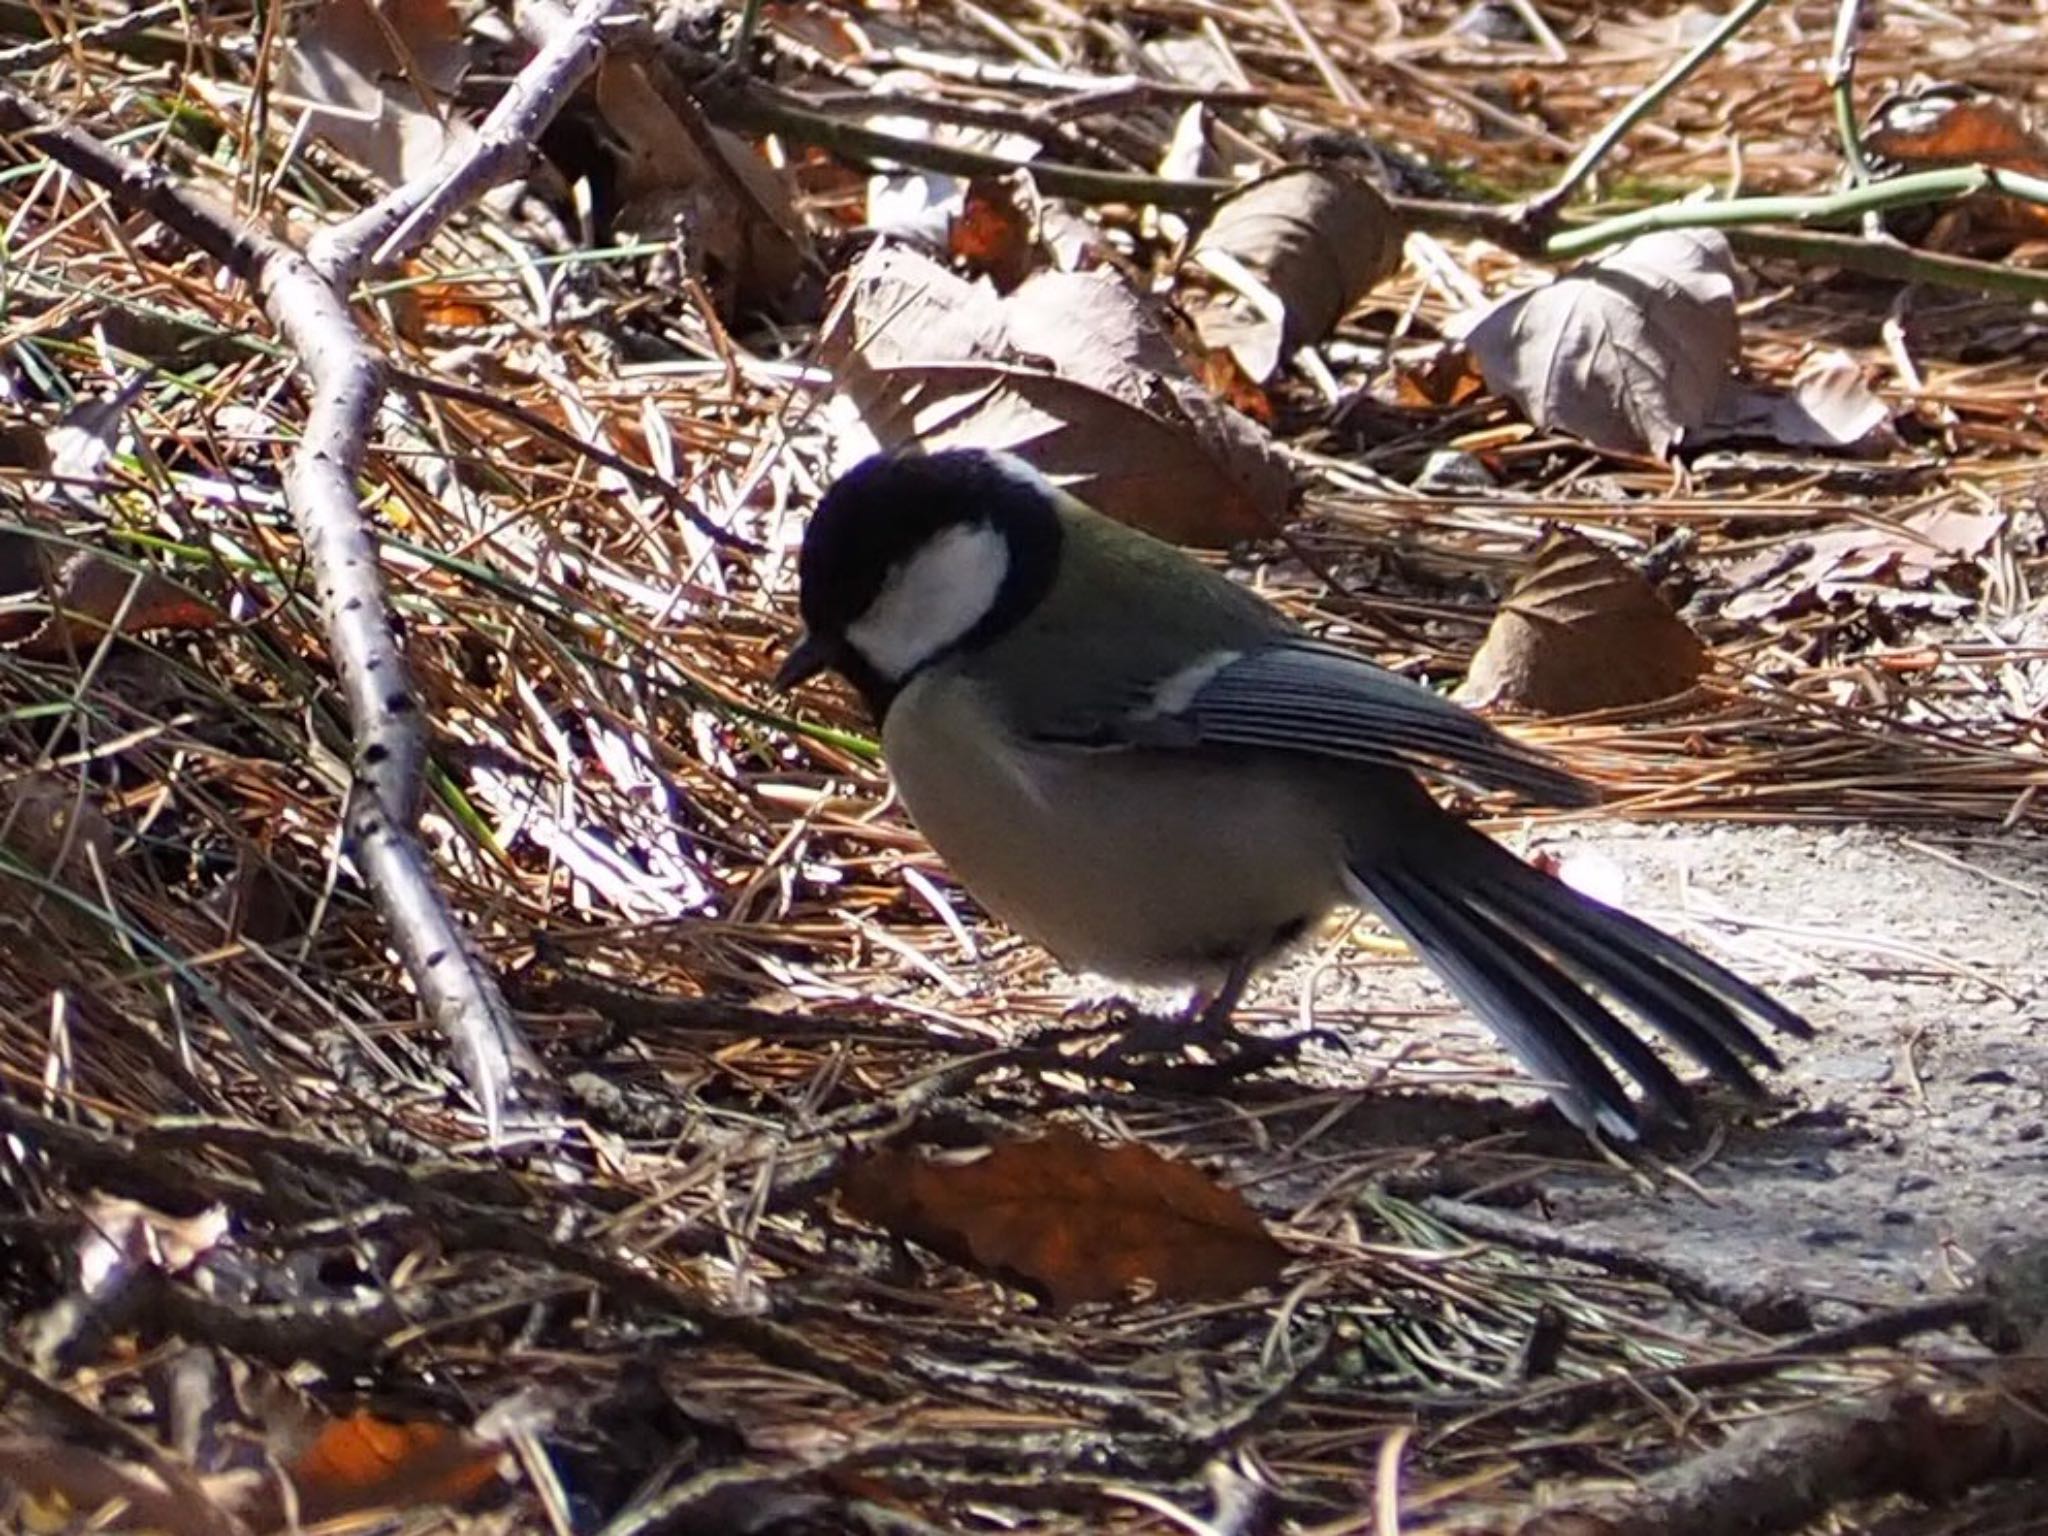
[3,1,2048,1534]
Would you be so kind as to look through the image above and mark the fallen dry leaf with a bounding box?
[282,0,472,188]
[1867,91,2048,172]
[1867,90,2048,247]
[838,1127,1288,1309]
[1701,350,1894,452]
[1720,505,2003,623]
[1465,229,1741,459]
[950,171,1042,292]
[1459,529,1706,713]
[278,1412,502,1526]
[861,71,1044,244]
[1184,163,1405,381]
[0,1437,246,1536]
[0,777,118,913]
[388,268,497,340]
[593,56,811,309]
[1393,343,1488,410]
[0,533,223,659]
[821,243,1290,545]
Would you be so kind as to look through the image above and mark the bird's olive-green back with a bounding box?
[962,490,1292,734]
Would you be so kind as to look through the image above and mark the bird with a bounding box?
[773,447,1811,1138]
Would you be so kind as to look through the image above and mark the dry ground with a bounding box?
[1243,820,2048,1304]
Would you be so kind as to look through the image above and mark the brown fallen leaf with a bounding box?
[274,1411,503,1527]
[950,171,1042,292]
[592,56,812,310]
[388,267,497,340]
[1183,163,1405,382]
[0,1437,249,1536]
[1458,529,1706,714]
[1392,343,1487,410]
[1868,91,2048,171]
[820,243,1290,546]
[838,1127,1288,1310]
[1465,229,1741,459]
[0,533,223,659]
[0,776,116,892]
[1867,90,2048,246]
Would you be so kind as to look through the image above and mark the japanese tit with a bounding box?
[775,448,1810,1137]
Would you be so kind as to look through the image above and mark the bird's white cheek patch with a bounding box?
[846,522,1010,680]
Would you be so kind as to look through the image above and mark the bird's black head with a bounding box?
[774,448,1064,718]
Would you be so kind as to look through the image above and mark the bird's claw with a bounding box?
[1080,1006,1343,1082]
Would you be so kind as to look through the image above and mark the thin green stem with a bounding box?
[666,42,2048,301]
[1526,0,1775,224]
[1546,164,2048,258]
[730,0,764,62]
[1725,226,2048,303]
[1825,0,1875,189]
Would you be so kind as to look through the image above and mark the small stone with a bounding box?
[1805,1226,1861,1247]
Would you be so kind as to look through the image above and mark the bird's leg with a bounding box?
[1078,954,1255,1060]
[1094,954,1340,1080]
[1185,953,1259,1047]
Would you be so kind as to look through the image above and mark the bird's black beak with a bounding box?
[773,630,832,692]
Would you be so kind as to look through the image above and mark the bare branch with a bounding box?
[310,0,630,287]
[0,1,641,1133]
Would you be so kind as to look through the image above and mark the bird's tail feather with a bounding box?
[1345,825,1812,1139]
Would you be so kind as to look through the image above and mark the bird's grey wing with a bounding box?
[1034,638,1597,808]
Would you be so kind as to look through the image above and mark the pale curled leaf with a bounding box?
[1466,229,1741,458]
[1459,529,1706,714]
[1720,505,2005,622]
[820,244,1289,544]
[1185,165,1405,381]
[281,0,473,188]
[44,375,149,487]
[1701,351,1894,451]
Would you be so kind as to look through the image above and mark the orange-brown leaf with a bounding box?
[839,1128,1287,1310]
[1867,94,2048,244]
[0,536,222,658]
[285,1412,500,1524]
[1867,96,2048,174]
[950,172,1041,292]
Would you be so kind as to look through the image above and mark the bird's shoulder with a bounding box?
[948,498,1286,722]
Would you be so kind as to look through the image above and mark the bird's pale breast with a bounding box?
[881,668,1355,988]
